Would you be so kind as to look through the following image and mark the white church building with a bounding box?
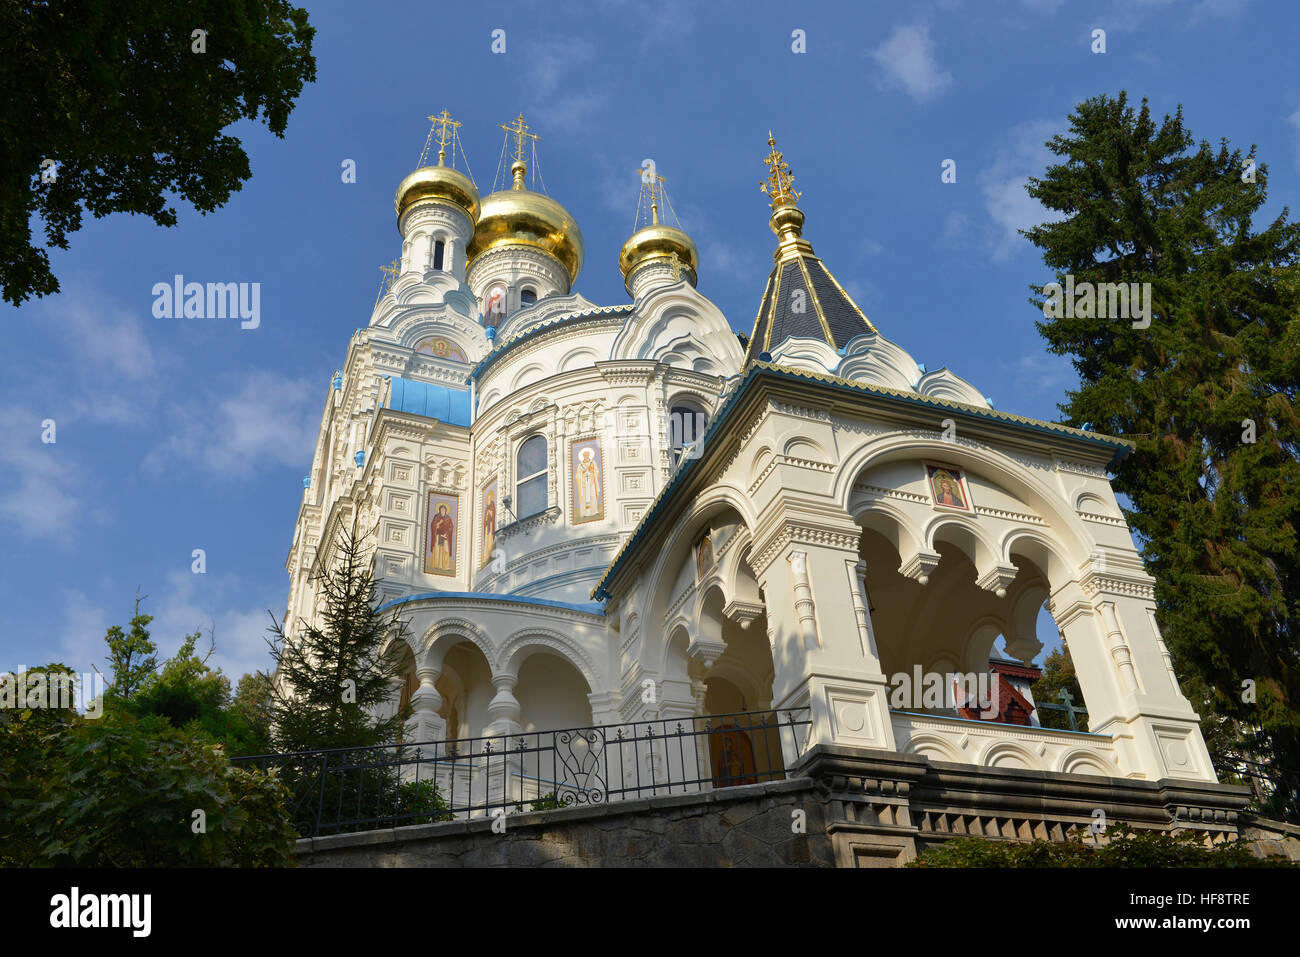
[282,113,1244,850]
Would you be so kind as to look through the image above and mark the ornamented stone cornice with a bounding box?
[1081,572,1156,602]
[751,520,862,575]
[973,505,1045,526]
[1079,510,1128,527]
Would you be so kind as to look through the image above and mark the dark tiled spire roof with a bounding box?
[743,253,876,364]
[744,132,875,365]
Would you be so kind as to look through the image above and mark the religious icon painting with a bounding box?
[570,438,604,525]
[483,283,507,329]
[925,464,973,513]
[480,480,498,570]
[694,531,714,582]
[425,492,459,576]
[414,336,467,363]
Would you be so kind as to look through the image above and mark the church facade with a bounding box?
[283,114,1245,848]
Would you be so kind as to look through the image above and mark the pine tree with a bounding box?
[266,527,412,755]
[1023,92,1300,783]
[104,591,158,701]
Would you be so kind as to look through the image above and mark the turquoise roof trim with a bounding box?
[385,376,471,427]
[376,591,606,616]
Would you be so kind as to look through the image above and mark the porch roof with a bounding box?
[592,361,1133,602]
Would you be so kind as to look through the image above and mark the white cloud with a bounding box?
[0,403,101,543]
[980,120,1063,260]
[523,36,612,138]
[52,588,114,671]
[870,24,954,103]
[1010,352,1076,398]
[143,370,318,479]
[139,568,281,681]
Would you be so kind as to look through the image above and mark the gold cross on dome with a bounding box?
[428,110,460,161]
[500,113,540,163]
[635,168,667,226]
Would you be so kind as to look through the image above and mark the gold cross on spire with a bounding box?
[428,110,460,165]
[636,168,667,226]
[760,130,801,210]
[500,113,540,163]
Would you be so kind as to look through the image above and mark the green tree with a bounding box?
[1,0,316,305]
[1023,92,1300,780]
[231,671,275,755]
[1,667,296,867]
[266,527,412,755]
[1032,646,1087,732]
[104,593,158,701]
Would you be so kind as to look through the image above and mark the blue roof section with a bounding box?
[376,591,607,616]
[385,377,471,427]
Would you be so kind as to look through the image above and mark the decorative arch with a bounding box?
[498,626,601,691]
[416,616,495,669]
[834,434,1097,572]
[1058,749,1114,777]
[979,740,1044,771]
[902,733,964,764]
[639,486,758,676]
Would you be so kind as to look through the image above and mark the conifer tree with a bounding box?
[265,527,412,755]
[1023,92,1300,782]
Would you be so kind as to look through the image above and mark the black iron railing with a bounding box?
[234,708,811,838]
[1212,757,1300,824]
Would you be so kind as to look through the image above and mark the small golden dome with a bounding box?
[467,170,584,284]
[395,164,480,222]
[619,224,698,285]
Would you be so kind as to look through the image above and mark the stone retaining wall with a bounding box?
[294,778,833,867]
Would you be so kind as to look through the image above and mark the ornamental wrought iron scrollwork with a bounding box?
[555,728,606,806]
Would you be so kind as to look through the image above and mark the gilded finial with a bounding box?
[634,167,668,228]
[760,131,801,211]
[498,113,542,190]
[428,110,460,166]
[375,258,400,305]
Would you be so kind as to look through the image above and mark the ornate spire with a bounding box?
[417,109,473,179]
[498,113,542,191]
[619,164,698,296]
[758,131,811,261]
[760,131,801,211]
[743,130,875,366]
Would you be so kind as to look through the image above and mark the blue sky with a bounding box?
[3,0,1298,685]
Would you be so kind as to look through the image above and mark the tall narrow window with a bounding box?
[432,240,446,271]
[669,404,708,464]
[516,435,548,518]
[520,287,537,306]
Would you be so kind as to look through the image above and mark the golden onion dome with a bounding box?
[467,161,584,284]
[395,163,480,223]
[618,223,698,286]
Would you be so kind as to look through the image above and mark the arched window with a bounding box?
[516,435,548,518]
[520,287,537,306]
[432,240,446,271]
[669,403,709,464]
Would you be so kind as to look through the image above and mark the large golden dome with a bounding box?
[395,164,480,222]
[467,161,584,284]
[619,223,698,287]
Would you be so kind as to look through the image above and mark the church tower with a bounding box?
[466,115,584,335]
[618,169,699,300]
[394,110,479,283]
